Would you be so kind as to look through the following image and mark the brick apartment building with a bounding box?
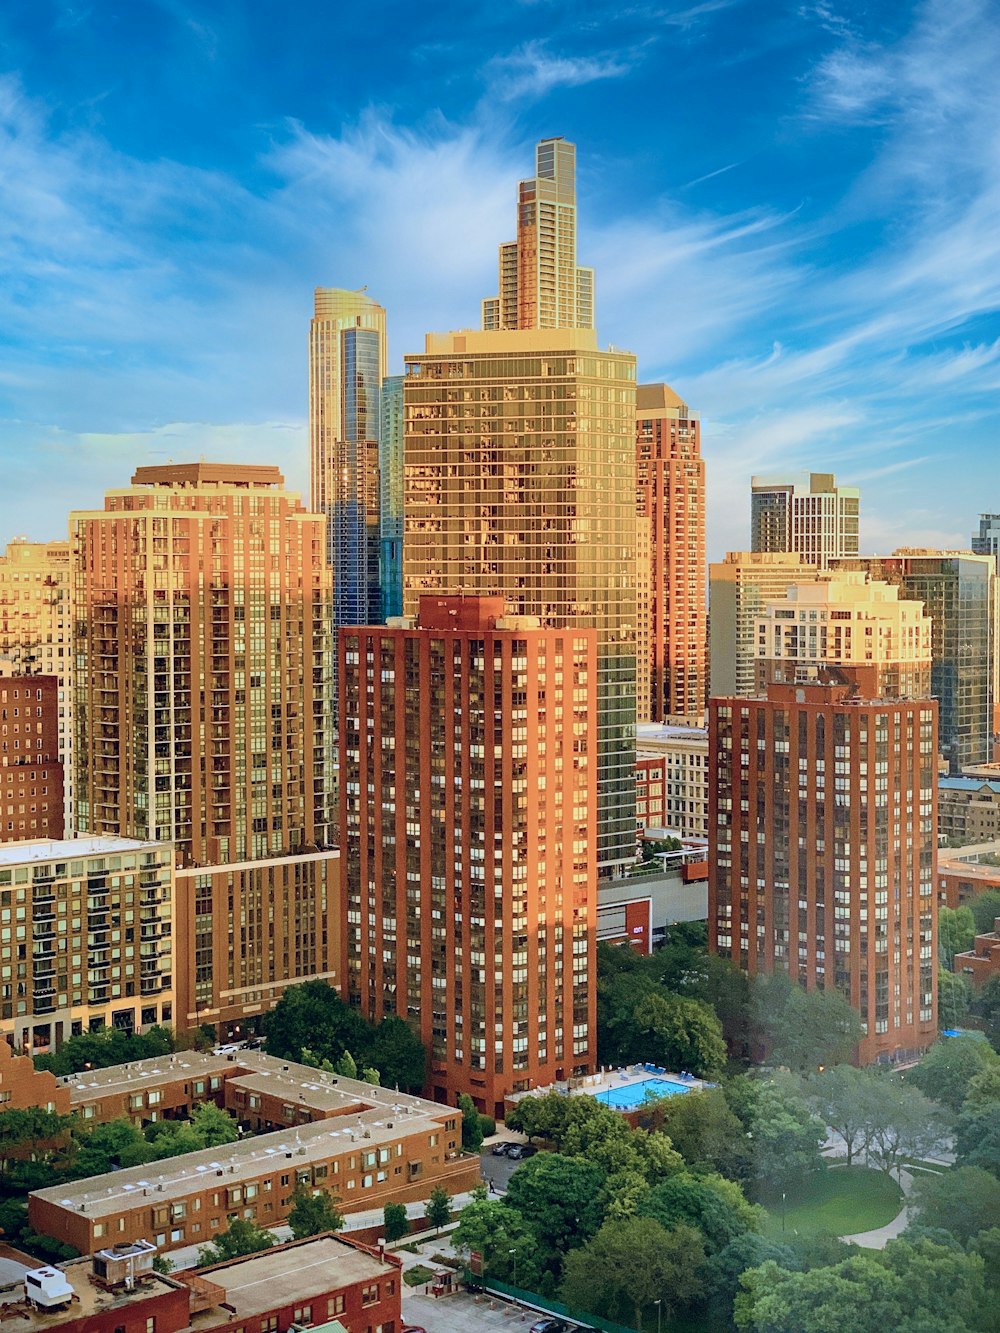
[1,1234,401,1333]
[0,1037,70,1113]
[0,676,63,842]
[30,1049,477,1255]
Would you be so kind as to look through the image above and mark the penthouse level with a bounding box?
[29,1092,476,1256]
[61,1048,406,1132]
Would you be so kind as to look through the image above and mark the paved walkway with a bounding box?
[841,1168,915,1249]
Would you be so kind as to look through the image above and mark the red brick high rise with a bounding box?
[636,384,706,723]
[709,676,938,1064]
[0,674,63,841]
[338,595,598,1117]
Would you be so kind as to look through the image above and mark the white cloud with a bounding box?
[483,41,635,103]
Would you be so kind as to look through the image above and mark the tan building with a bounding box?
[755,572,933,699]
[709,551,816,698]
[339,595,598,1117]
[0,836,173,1053]
[711,678,938,1065]
[938,778,1000,845]
[30,1059,476,1255]
[403,325,637,873]
[635,510,652,722]
[70,464,337,1038]
[634,723,709,838]
[481,137,593,332]
[636,384,706,724]
[751,472,860,569]
[0,540,73,831]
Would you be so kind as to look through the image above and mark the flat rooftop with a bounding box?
[635,723,708,744]
[0,1264,180,1330]
[0,837,157,867]
[187,1236,395,1325]
[61,1049,419,1121]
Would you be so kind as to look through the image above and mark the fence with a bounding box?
[481,1275,638,1333]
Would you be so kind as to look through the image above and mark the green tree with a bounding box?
[425,1184,452,1235]
[939,971,973,1028]
[287,1186,344,1239]
[971,975,1000,1052]
[361,1066,380,1085]
[504,1153,606,1258]
[956,1103,1000,1177]
[640,1170,762,1255]
[459,1093,483,1152]
[965,1063,1000,1111]
[189,1101,240,1148]
[808,1065,881,1166]
[561,1217,706,1329]
[909,1036,999,1111]
[745,1079,826,1189]
[262,979,368,1064]
[365,1015,427,1092]
[70,1117,149,1177]
[970,890,1000,935]
[0,1106,72,1179]
[452,1190,539,1286]
[863,1079,948,1178]
[641,1084,751,1181]
[34,1026,175,1076]
[910,1166,1000,1245]
[706,1234,799,1324]
[383,1201,409,1242]
[751,974,863,1073]
[939,906,977,968]
[630,991,727,1078]
[335,1049,358,1079]
[197,1217,276,1265]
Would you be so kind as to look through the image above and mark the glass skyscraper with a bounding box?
[379,375,405,621]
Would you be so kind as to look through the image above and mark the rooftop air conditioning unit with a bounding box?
[24,1268,74,1310]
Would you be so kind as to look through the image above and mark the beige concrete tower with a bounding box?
[751,472,860,569]
[709,551,817,698]
[403,326,637,874]
[0,540,73,831]
[482,138,594,331]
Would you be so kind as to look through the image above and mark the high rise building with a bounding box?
[481,137,594,332]
[0,675,63,843]
[751,473,860,569]
[338,596,598,1117]
[710,678,938,1064]
[0,836,173,1053]
[636,383,706,723]
[0,540,73,831]
[403,326,637,872]
[709,551,816,698]
[635,511,652,723]
[755,572,933,700]
[973,514,1000,568]
[379,374,405,621]
[834,551,996,773]
[309,287,387,629]
[71,464,338,1036]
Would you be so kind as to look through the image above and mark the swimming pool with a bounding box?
[594,1077,692,1110]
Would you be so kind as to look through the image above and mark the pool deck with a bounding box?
[507,1064,707,1110]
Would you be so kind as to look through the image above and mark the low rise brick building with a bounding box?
[0,1037,70,1113]
[937,842,1000,910]
[955,918,1000,991]
[939,778,1000,845]
[0,676,63,844]
[31,1051,476,1256]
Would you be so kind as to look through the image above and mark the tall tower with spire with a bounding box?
[481,137,594,332]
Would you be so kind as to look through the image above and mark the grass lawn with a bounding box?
[758,1166,903,1239]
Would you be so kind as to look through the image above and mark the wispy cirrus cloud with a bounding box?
[483,40,636,103]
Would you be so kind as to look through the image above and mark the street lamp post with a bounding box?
[782,1191,787,1234]
[509,1247,517,1290]
[655,1297,662,1333]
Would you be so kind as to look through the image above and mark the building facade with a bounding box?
[339,595,598,1117]
[481,137,594,332]
[636,384,706,724]
[634,723,709,838]
[0,676,63,842]
[403,326,637,873]
[938,778,1000,844]
[0,540,73,831]
[710,679,938,1064]
[751,473,860,569]
[379,373,405,621]
[834,551,996,772]
[309,288,388,633]
[71,464,337,1037]
[973,514,1000,568]
[709,551,816,698]
[0,837,173,1053]
[754,573,933,700]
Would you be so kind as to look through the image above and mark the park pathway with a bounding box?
[840,1167,915,1249]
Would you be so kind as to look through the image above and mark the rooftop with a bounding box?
[0,837,158,867]
[635,723,708,744]
[939,778,1000,793]
[0,1262,181,1331]
[131,464,286,489]
[186,1235,396,1325]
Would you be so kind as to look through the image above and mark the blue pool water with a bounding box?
[594,1077,691,1110]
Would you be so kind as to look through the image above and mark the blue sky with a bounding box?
[0,0,997,557]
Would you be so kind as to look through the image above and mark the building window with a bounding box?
[361,1284,379,1306]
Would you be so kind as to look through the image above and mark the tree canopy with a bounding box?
[909,1036,999,1111]
[751,974,863,1072]
[909,1166,1000,1246]
[287,1186,344,1239]
[197,1217,275,1265]
[34,1025,178,1076]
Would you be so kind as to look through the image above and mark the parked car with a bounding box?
[490,1141,513,1156]
[400,1326,427,1333]
[507,1142,538,1160]
[529,1320,568,1333]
